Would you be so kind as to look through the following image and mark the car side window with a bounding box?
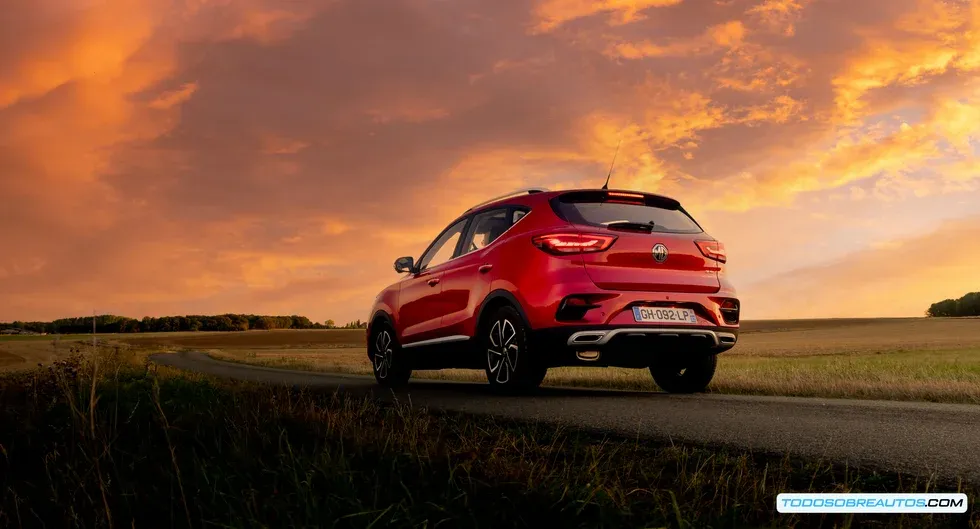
[418,218,468,271]
[461,209,511,256]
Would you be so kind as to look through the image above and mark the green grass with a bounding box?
[1,347,976,528]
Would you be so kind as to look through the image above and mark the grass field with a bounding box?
[1,348,976,528]
[187,318,980,403]
[3,317,979,403]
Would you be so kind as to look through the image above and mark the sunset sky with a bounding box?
[1,0,978,324]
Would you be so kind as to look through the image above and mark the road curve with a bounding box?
[152,351,980,484]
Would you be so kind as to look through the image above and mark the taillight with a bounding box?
[695,240,727,263]
[532,233,618,255]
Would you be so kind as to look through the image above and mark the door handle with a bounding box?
[427,278,440,286]
[478,264,493,274]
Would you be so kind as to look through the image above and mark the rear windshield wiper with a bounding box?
[603,221,656,232]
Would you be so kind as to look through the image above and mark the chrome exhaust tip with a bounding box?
[568,331,608,345]
[717,333,737,345]
[576,350,600,361]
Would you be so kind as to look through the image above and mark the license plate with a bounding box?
[632,306,698,324]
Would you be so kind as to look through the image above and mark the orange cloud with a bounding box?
[738,95,808,124]
[0,0,161,109]
[2,0,979,325]
[746,0,811,36]
[604,14,808,95]
[224,8,317,43]
[149,82,199,109]
[832,0,980,121]
[532,0,683,32]
[260,134,311,155]
[693,77,980,212]
[607,20,746,58]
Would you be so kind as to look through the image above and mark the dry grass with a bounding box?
[206,347,980,403]
[0,330,360,372]
[119,329,365,348]
[3,322,976,527]
[1,347,976,528]
[198,318,980,404]
[0,334,94,372]
[731,317,980,356]
[5,318,980,403]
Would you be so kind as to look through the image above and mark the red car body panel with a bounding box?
[436,247,494,338]
[579,233,722,293]
[394,269,443,343]
[367,189,739,366]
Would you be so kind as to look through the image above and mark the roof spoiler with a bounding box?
[556,189,681,209]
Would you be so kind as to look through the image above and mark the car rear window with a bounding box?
[552,191,703,234]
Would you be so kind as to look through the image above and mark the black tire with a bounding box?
[483,305,547,392]
[649,354,717,393]
[370,322,411,387]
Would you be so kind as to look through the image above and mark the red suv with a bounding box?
[366,188,739,392]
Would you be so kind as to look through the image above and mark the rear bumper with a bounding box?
[529,324,738,368]
[566,326,737,348]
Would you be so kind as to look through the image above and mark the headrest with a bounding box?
[485,218,511,242]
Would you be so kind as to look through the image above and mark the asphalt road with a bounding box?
[152,351,980,484]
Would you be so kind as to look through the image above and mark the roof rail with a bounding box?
[465,187,550,212]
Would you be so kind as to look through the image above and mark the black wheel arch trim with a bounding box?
[368,310,395,338]
[475,290,532,331]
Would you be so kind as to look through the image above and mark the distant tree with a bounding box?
[289,315,312,329]
[1,313,325,334]
[227,314,249,331]
[253,316,274,330]
[325,319,335,328]
[927,292,980,317]
[117,319,135,333]
[962,292,980,316]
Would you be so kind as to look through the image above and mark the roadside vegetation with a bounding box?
[206,345,980,404]
[200,318,980,404]
[4,317,980,404]
[1,346,976,528]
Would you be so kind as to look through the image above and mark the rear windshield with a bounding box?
[552,191,703,234]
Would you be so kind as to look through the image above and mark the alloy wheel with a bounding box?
[374,330,392,379]
[487,318,519,384]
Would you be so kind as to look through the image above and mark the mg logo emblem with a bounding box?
[652,243,668,263]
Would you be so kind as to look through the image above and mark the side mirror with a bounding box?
[394,256,416,274]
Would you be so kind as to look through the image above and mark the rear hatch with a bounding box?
[550,190,721,293]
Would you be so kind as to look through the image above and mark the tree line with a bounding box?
[0,314,368,334]
[926,292,980,317]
